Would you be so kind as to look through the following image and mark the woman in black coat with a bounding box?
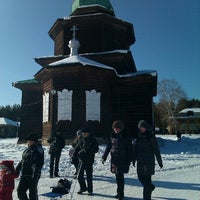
[133,120,163,200]
[102,120,133,200]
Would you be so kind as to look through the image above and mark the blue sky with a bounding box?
[0,0,199,106]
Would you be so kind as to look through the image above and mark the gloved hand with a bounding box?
[159,163,163,169]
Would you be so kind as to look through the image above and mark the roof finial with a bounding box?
[68,25,80,56]
[71,25,78,39]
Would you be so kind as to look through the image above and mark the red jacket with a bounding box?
[0,160,18,192]
[0,172,17,191]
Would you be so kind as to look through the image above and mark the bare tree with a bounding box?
[157,79,187,133]
[154,102,168,132]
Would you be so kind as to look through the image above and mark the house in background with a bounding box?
[0,118,18,138]
[174,108,200,134]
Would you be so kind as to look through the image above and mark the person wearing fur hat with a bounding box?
[16,134,44,200]
[102,120,133,200]
[0,160,18,200]
[132,120,163,200]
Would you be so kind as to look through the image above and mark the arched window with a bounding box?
[43,92,49,123]
[86,90,101,122]
[57,89,73,121]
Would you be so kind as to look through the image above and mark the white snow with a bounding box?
[0,134,200,200]
[80,49,129,56]
[48,55,157,80]
[35,49,129,61]
[0,117,18,127]
[180,108,200,114]
[119,70,157,78]
[49,55,115,70]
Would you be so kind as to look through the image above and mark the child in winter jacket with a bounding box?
[0,160,18,200]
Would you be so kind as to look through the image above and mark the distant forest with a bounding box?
[0,104,21,121]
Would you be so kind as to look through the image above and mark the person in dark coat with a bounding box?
[176,131,182,142]
[102,120,133,200]
[73,128,99,196]
[47,130,65,178]
[69,130,82,178]
[16,134,44,200]
[132,120,163,200]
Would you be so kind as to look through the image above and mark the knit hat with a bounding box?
[138,120,149,129]
[81,127,90,133]
[26,134,39,142]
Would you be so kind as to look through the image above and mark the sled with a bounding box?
[40,179,73,200]
[40,161,82,200]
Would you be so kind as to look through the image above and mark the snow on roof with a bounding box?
[0,118,18,127]
[180,108,200,113]
[37,49,129,60]
[48,56,157,79]
[34,55,63,60]
[75,4,113,11]
[175,116,200,119]
[48,55,119,74]
[119,70,157,78]
[81,49,129,56]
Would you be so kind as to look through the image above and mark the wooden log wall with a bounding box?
[111,77,155,137]
[19,90,42,141]
[41,65,116,140]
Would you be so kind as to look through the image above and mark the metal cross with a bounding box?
[70,25,79,39]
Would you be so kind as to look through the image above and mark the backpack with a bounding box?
[51,178,72,195]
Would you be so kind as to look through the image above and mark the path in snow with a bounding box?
[0,135,199,200]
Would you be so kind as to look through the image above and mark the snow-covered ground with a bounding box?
[0,134,200,200]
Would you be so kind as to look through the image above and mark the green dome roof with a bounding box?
[72,0,114,13]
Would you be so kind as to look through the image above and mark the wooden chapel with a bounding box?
[13,0,157,142]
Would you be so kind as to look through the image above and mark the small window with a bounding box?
[86,90,101,122]
[57,89,73,121]
[43,92,49,123]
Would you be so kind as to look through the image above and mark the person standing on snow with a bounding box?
[16,134,44,200]
[102,120,133,200]
[73,128,99,196]
[132,120,163,200]
[47,129,65,178]
[70,130,82,178]
[176,131,182,142]
[0,160,18,200]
